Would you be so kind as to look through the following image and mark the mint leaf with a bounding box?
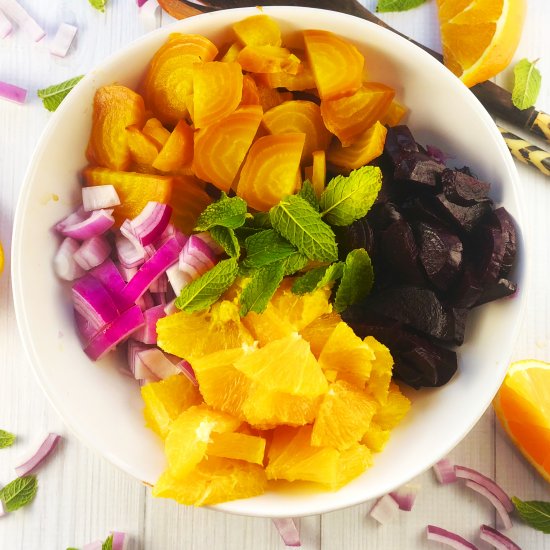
[102,535,113,550]
[512,58,542,110]
[270,195,338,262]
[243,229,297,268]
[513,497,550,534]
[249,212,272,229]
[291,262,344,295]
[37,75,84,112]
[209,226,240,258]
[194,193,248,231]
[283,252,309,276]
[0,475,38,512]
[334,248,374,313]
[298,180,320,211]
[377,0,426,12]
[66,547,79,550]
[320,166,382,226]
[240,262,286,316]
[0,429,15,449]
[175,258,239,313]
[89,0,107,12]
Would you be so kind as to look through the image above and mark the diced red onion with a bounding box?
[479,525,521,550]
[136,0,148,6]
[73,235,111,270]
[195,231,224,255]
[54,237,86,281]
[130,201,172,246]
[49,22,77,57]
[84,305,145,361]
[149,273,168,293]
[464,480,512,530]
[127,340,151,377]
[434,458,457,484]
[90,259,131,310]
[110,531,128,550]
[151,291,167,306]
[0,0,45,41]
[179,235,218,280]
[82,185,120,212]
[155,223,178,246]
[0,79,27,104]
[72,275,120,329]
[164,298,177,315]
[74,310,97,347]
[14,432,61,477]
[136,291,155,312]
[82,542,102,550]
[177,360,198,386]
[116,233,145,269]
[272,518,301,547]
[137,348,180,380]
[166,264,192,296]
[389,483,420,511]
[121,234,186,304]
[58,208,114,241]
[369,493,399,524]
[133,304,166,345]
[117,262,138,283]
[426,526,478,549]
[454,466,514,513]
[140,0,159,19]
[0,10,13,38]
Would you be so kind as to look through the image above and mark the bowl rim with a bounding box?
[11,5,529,518]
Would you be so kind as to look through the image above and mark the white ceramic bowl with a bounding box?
[12,6,527,518]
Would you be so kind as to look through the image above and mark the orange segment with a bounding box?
[242,302,296,346]
[301,312,342,358]
[361,421,391,453]
[207,432,266,465]
[334,443,373,489]
[364,336,394,405]
[436,0,526,87]
[373,381,411,430]
[493,359,550,482]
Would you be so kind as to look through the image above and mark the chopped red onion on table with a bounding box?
[116,233,146,269]
[272,518,301,547]
[454,466,514,513]
[479,524,521,550]
[127,340,157,381]
[90,259,130,310]
[136,348,180,380]
[82,541,102,550]
[149,272,168,293]
[57,208,114,240]
[14,433,61,477]
[426,525,478,549]
[369,493,400,524]
[74,235,111,270]
[54,237,86,281]
[136,291,155,311]
[464,480,513,530]
[111,531,128,550]
[0,79,27,104]
[136,0,148,6]
[49,22,77,57]
[389,483,420,511]
[0,10,13,38]
[133,304,166,345]
[164,298,177,315]
[0,0,45,41]
[118,262,138,283]
[434,458,457,484]
[72,275,120,329]
[82,185,120,212]
[130,201,172,246]
[177,360,198,386]
[166,263,192,295]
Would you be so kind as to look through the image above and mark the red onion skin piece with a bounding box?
[82,541,103,550]
[54,237,86,281]
[464,480,513,530]
[73,235,111,271]
[72,275,120,329]
[50,22,78,57]
[389,484,419,511]
[137,0,148,6]
[369,493,400,524]
[133,304,166,345]
[110,531,127,550]
[59,209,115,240]
[177,360,198,386]
[131,201,172,246]
[426,525,478,550]
[0,11,13,39]
[479,524,521,550]
[14,433,61,477]
[90,259,132,311]
[136,348,180,379]
[454,465,514,513]
[272,518,301,547]
[82,185,120,211]
[0,79,27,103]
[0,0,45,41]
[434,458,457,484]
[84,305,145,361]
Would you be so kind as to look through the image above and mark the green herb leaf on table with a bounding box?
[37,75,84,112]
[0,429,16,449]
[283,252,309,276]
[512,58,542,110]
[243,229,297,268]
[102,534,113,550]
[88,0,107,12]
[240,261,286,316]
[291,262,345,295]
[334,248,374,313]
[270,195,338,262]
[0,475,38,512]
[512,497,550,534]
[209,226,240,258]
[175,257,239,313]
[298,180,320,211]
[248,211,272,229]
[194,193,248,231]
[320,166,382,226]
[376,0,427,13]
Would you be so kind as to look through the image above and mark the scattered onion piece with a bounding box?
[136,347,180,379]
[0,10,13,38]
[177,360,198,386]
[49,22,77,57]
[164,298,177,315]
[136,0,148,5]
[389,483,420,511]
[196,231,224,255]
[369,493,399,524]
[166,263,191,296]
[57,208,114,241]
[272,518,301,547]
[0,79,27,104]
[0,0,45,41]
[133,304,166,345]
[454,466,514,513]
[464,480,513,530]
[74,235,112,270]
[82,185,120,212]
[14,432,61,477]
[82,541,102,550]
[434,458,457,484]
[72,275,120,329]
[479,524,521,550]
[130,201,172,246]
[54,237,86,281]
[426,525,478,549]
[116,233,145,269]
[111,531,128,550]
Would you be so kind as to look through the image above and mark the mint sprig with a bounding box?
[376,0,426,12]
[102,534,113,550]
[240,262,286,316]
[209,226,240,258]
[512,59,542,110]
[270,195,338,262]
[513,497,550,534]
[298,180,320,211]
[0,475,38,512]
[291,262,344,295]
[194,193,248,231]
[0,429,16,449]
[320,166,382,226]
[175,258,239,313]
[334,248,374,312]
[283,253,309,276]
[37,75,84,112]
[88,0,107,12]
[243,229,297,268]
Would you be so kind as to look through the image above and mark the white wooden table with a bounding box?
[0,1,549,548]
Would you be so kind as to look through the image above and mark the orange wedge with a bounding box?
[493,360,550,483]
[436,0,526,88]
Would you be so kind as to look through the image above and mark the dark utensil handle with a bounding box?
[499,126,550,177]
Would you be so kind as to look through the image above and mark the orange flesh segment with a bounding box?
[207,432,266,465]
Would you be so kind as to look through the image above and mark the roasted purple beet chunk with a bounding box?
[490,207,517,277]
[452,308,468,345]
[474,221,506,286]
[433,193,492,233]
[450,263,485,308]
[394,153,446,189]
[367,201,403,230]
[384,125,419,166]
[336,217,375,258]
[401,196,450,227]
[401,344,458,387]
[441,168,491,205]
[475,278,517,306]
[417,222,463,290]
